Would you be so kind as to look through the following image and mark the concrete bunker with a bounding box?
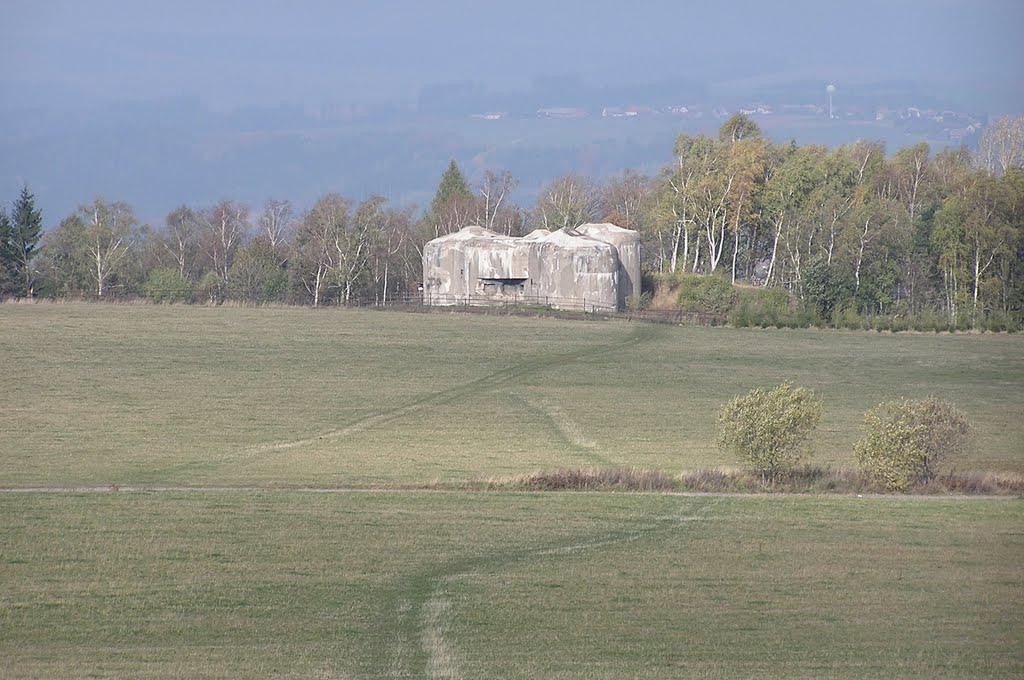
[422,223,641,311]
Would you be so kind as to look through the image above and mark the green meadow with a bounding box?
[2,492,1021,678]
[1,303,1022,677]
[1,303,1021,486]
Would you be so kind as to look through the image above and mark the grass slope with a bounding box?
[1,303,1021,486]
[1,492,1021,678]
[2,304,1022,678]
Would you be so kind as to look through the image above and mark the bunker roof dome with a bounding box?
[428,225,520,247]
[522,228,552,241]
[575,222,640,243]
[456,225,499,238]
[541,227,617,252]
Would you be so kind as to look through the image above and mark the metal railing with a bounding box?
[351,293,727,325]
[422,293,618,313]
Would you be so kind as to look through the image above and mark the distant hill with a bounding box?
[0,82,991,227]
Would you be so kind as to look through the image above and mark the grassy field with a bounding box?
[1,302,1022,486]
[1,491,1021,678]
[2,303,1022,678]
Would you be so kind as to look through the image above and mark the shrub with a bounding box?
[676,274,736,314]
[198,271,224,304]
[653,269,685,291]
[854,398,972,491]
[227,240,288,303]
[717,382,823,485]
[871,315,891,332]
[982,310,1019,333]
[834,306,861,330]
[626,291,653,311]
[728,287,795,328]
[143,268,193,303]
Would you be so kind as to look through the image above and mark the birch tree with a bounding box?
[762,144,821,286]
[199,200,250,284]
[647,180,689,273]
[600,169,653,232]
[36,214,91,296]
[724,138,766,283]
[932,196,970,320]
[161,205,200,278]
[693,139,734,273]
[848,182,901,296]
[655,134,705,273]
[295,193,349,307]
[369,205,415,304]
[961,173,1015,316]
[78,198,137,297]
[335,196,381,304]
[976,115,1024,176]
[809,145,855,267]
[258,199,294,249]
[475,169,519,233]
[892,142,932,224]
[932,145,973,196]
[532,174,599,231]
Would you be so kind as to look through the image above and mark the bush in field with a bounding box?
[717,383,823,485]
[855,398,972,491]
[143,268,193,303]
[676,274,736,314]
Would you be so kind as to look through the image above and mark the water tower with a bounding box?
[826,83,836,119]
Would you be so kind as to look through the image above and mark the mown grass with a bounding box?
[1,302,1022,486]
[1,492,1020,678]
[2,303,1023,677]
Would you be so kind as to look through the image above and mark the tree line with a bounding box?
[2,115,1022,327]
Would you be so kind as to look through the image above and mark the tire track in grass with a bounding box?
[149,324,666,480]
[421,577,462,680]
[252,323,665,454]
[378,496,720,679]
[517,393,609,466]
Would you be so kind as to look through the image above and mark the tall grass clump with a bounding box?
[492,467,677,492]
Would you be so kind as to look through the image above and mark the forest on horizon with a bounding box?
[2,114,1022,332]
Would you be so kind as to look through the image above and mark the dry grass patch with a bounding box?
[487,466,677,491]
[482,465,1024,496]
[678,465,1024,495]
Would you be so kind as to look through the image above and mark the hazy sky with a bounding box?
[4,0,1023,110]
